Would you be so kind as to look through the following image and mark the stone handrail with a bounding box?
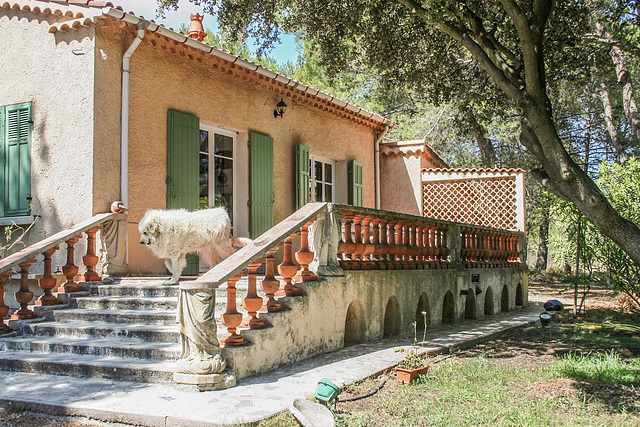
[179,203,525,343]
[0,212,126,333]
[173,202,525,387]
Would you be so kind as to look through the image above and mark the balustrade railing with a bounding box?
[0,213,125,333]
[181,203,525,348]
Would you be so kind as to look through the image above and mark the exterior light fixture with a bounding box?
[539,312,552,326]
[273,98,287,118]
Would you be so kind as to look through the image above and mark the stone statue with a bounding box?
[309,205,343,276]
[175,289,235,390]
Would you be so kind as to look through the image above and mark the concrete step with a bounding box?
[74,296,178,311]
[0,335,181,360]
[21,321,180,342]
[92,284,180,298]
[52,308,177,326]
[0,352,175,383]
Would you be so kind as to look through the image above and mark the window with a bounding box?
[310,155,335,202]
[199,127,235,223]
[0,102,32,217]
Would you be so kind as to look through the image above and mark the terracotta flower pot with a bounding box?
[395,365,429,384]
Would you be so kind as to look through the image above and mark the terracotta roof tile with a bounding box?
[423,168,524,173]
[3,0,394,130]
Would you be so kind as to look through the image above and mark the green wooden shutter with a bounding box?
[249,131,274,239]
[296,144,310,209]
[349,159,364,207]
[4,102,32,217]
[0,106,4,218]
[167,110,200,274]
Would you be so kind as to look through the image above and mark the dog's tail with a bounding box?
[200,237,252,268]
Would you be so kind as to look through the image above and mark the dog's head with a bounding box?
[138,211,162,247]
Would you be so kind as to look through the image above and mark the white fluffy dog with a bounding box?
[139,207,250,284]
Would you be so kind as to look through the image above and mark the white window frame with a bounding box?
[310,154,336,202]
[199,124,238,227]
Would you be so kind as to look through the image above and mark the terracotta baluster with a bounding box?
[386,220,398,269]
[429,225,437,263]
[0,272,12,333]
[337,212,355,268]
[496,233,505,267]
[477,231,486,266]
[81,227,101,282]
[293,223,317,282]
[220,273,248,346]
[360,216,375,269]
[378,219,389,269]
[421,225,431,268]
[415,225,426,268]
[260,247,284,312]
[442,226,452,267]
[58,236,83,293]
[243,261,267,329]
[393,222,406,269]
[35,247,60,306]
[503,234,511,266]
[369,218,382,265]
[12,259,37,320]
[351,215,365,268]
[278,234,302,296]
[489,232,498,267]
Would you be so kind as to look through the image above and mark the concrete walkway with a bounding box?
[0,303,544,426]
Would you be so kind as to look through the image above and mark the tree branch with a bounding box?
[396,0,523,100]
[499,0,548,102]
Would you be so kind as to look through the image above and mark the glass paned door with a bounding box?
[310,156,334,202]
[199,128,235,221]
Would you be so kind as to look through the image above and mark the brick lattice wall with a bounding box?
[422,177,517,230]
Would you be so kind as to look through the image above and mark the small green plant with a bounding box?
[1,220,37,259]
[397,350,427,370]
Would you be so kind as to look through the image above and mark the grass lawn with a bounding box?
[258,305,640,426]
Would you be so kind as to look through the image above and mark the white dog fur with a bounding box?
[139,207,250,284]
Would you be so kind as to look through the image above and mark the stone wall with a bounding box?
[224,267,528,379]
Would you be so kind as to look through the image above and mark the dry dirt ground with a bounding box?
[1,280,636,426]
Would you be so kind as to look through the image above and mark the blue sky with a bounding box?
[117,0,299,65]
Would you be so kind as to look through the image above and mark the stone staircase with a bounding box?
[0,277,247,384]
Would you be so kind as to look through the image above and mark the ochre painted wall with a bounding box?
[99,29,378,275]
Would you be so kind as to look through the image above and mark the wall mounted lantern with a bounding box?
[274,98,287,118]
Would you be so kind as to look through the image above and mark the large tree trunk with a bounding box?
[600,82,627,163]
[596,21,640,142]
[465,109,497,167]
[522,98,640,269]
[535,205,549,271]
[398,0,640,269]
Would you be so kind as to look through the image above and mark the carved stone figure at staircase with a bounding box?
[174,289,236,390]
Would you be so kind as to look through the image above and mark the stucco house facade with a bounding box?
[0,0,394,276]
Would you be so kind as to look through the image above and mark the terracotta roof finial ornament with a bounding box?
[187,13,206,42]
